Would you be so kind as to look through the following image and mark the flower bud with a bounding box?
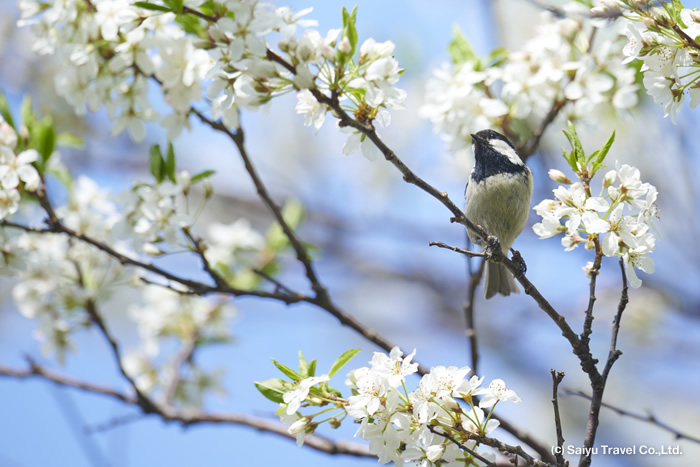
[608,186,620,201]
[602,170,616,189]
[203,180,214,199]
[338,37,351,55]
[426,444,445,463]
[19,125,29,142]
[0,121,17,148]
[143,243,164,256]
[329,418,341,429]
[288,417,309,435]
[548,169,572,184]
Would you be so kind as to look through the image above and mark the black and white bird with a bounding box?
[464,130,533,299]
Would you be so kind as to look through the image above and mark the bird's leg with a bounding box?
[510,248,527,277]
[485,235,501,260]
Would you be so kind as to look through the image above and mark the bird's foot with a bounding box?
[511,249,527,277]
[485,235,500,259]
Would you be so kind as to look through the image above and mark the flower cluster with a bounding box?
[265,348,521,466]
[7,175,129,361]
[0,118,40,219]
[287,9,406,160]
[594,0,700,123]
[533,126,659,287]
[421,3,639,159]
[18,1,405,153]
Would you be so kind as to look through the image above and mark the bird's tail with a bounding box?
[484,262,520,299]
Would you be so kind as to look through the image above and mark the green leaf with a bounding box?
[56,132,84,149]
[562,121,584,168]
[298,351,310,378]
[0,93,15,129]
[38,124,55,163]
[164,0,183,14]
[20,95,36,130]
[176,11,205,36]
[328,349,360,378]
[448,25,478,66]
[341,6,358,57]
[254,378,287,403]
[149,144,165,182]
[307,359,317,378]
[165,142,176,182]
[191,169,216,183]
[281,199,304,230]
[48,165,73,190]
[486,47,508,68]
[133,1,172,12]
[272,359,302,382]
[593,130,615,168]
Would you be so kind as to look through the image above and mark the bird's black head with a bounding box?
[470,130,525,182]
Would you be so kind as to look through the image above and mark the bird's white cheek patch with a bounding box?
[490,139,523,166]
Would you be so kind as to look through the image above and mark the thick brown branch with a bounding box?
[579,259,629,467]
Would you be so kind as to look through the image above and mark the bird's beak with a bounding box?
[471,133,483,144]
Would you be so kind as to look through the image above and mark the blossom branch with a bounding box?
[564,389,700,445]
[190,107,431,375]
[9,186,305,304]
[0,361,373,458]
[550,370,567,467]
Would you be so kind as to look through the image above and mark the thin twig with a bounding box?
[581,240,603,351]
[429,241,486,258]
[464,259,485,377]
[465,430,555,466]
[183,227,229,290]
[427,425,497,467]
[550,370,567,467]
[564,389,700,445]
[84,413,147,434]
[18,188,302,304]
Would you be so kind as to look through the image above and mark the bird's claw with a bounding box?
[511,249,527,277]
[485,235,500,259]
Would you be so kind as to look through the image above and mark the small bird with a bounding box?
[464,130,533,299]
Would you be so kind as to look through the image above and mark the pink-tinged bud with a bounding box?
[642,16,655,28]
[602,170,616,189]
[548,169,572,184]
